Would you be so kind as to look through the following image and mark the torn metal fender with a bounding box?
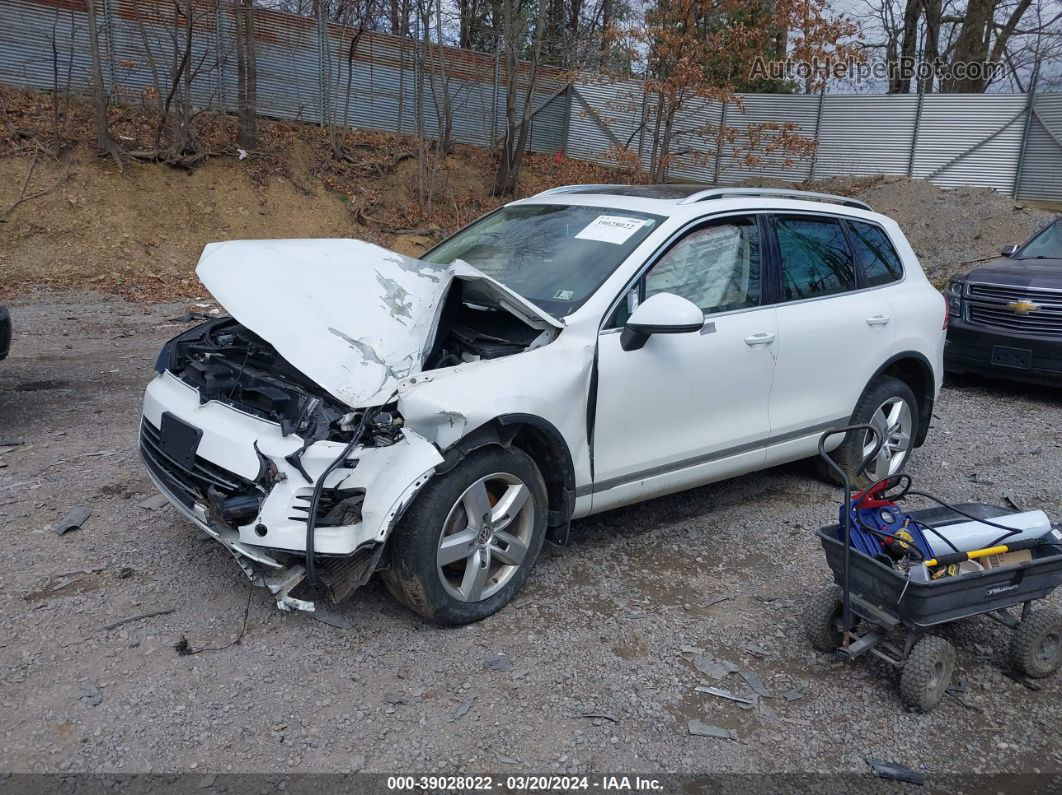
[396,329,597,513]
[196,240,561,409]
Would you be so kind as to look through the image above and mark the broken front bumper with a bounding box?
[139,371,443,608]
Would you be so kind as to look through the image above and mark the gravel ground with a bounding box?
[1,293,1061,781]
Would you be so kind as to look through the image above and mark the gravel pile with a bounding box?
[0,294,1059,780]
[816,176,1056,282]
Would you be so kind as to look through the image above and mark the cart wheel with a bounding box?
[900,636,955,712]
[803,586,844,653]
[1009,609,1062,679]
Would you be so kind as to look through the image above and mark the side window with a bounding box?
[644,216,762,315]
[774,216,855,301]
[849,221,904,287]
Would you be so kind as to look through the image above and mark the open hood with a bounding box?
[196,239,562,408]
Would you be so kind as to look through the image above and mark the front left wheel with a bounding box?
[382,446,548,625]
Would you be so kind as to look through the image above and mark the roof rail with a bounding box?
[533,184,618,197]
[677,187,872,211]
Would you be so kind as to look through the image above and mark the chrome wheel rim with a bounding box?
[436,472,534,603]
[863,397,913,482]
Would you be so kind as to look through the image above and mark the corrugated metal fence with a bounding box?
[1,0,568,152]
[568,80,1061,202]
[2,0,1059,203]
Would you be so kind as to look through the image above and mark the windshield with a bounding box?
[423,204,663,317]
[1018,220,1062,260]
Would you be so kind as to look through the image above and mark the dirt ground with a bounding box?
[1,293,1060,781]
[1,87,1055,303]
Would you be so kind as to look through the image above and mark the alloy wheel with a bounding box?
[436,472,535,603]
[862,396,913,482]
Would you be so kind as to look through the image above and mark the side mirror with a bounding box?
[620,292,704,352]
[1001,243,1019,257]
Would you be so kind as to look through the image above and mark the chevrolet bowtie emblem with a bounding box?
[1006,299,1041,315]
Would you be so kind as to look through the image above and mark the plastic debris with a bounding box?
[865,757,926,785]
[452,696,475,721]
[54,505,91,535]
[688,721,737,739]
[140,494,170,511]
[311,610,353,629]
[695,686,754,706]
[693,654,739,680]
[103,608,175,631]
[738,669,772,698]
[782,688,805,702]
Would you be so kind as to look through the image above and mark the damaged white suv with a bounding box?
[140,186,946,624]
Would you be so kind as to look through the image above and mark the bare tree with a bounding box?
[492,0,548,195]
[84,0,122,165]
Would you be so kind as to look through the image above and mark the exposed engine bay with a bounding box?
[158,283,549,448]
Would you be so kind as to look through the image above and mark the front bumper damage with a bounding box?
[140,370,443,611]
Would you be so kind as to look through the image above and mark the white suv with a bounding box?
[140,185,947,623]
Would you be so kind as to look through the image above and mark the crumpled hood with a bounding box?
[196,239,561,408]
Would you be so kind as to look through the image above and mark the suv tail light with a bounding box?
[942,293,949,330]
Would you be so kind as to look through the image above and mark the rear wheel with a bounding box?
[819,376,919,488]
[803,585,844,653]
[1009,609,1062,679]
[382,446,547,625]
[899,635,954,712]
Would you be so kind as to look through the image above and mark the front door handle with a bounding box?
[744,332,776,346]
[866,314,891,327]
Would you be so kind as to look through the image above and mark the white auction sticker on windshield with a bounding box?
[575,215,647,244]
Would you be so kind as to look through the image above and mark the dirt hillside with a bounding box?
[0,87,1053,300]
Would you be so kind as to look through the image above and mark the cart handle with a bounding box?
[817,423,883,652]
[816,423,884,484]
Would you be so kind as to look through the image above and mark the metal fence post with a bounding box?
[809,88,825,181]
[560,82,572,154]
[907,91,924,177]
[101,0,119,100]
[713,101,727,184]
[1013,64,1039,199]
[215,0,226,110]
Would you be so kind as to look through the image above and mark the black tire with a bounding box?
[1009,609,1062,679]
[817,375,920,488]
[382,446,548,625]
[803,585,844,653]
[899,635,955,712]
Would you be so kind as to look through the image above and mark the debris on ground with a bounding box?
[53,505,92,536]
[688,721,737,740]
[576,710,618,723]
[451,696,475,721]
[738,669,772,698]
[310,610,354,630]
[865,757,926,785]
[103,607,176,631]
[483,653,512,672]
[693,654,739,680]
[167,312,213,323]
[782,688,806,703]
[139,494,170,511]
[695,685,754,706]
[78,682,103,707]
[703,593,735,608]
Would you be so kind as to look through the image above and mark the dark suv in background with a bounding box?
[945,218,1062,386]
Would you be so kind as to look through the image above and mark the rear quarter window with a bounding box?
[849,221,904,287]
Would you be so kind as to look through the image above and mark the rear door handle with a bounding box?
[744,332,776,346]
[866,314,891,327]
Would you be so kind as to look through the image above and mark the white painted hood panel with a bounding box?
[196,239,561,408]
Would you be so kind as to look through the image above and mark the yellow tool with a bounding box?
[924,544,1014,569]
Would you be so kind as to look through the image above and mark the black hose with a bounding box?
[304,402,382,587]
